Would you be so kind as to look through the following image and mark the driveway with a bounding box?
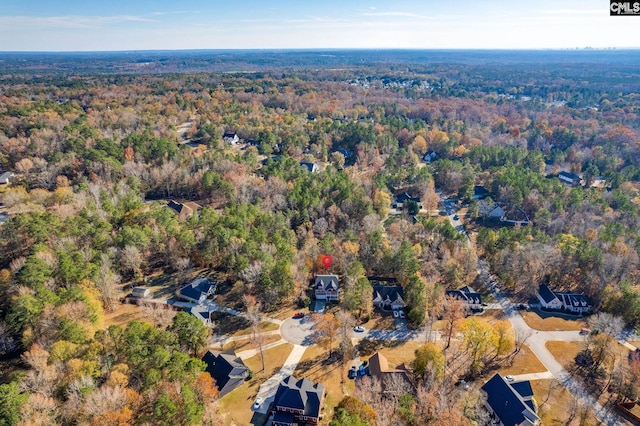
[479,260,623,426]
[280,316,316,346]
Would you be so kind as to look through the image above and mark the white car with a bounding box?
[505,375,514,382]
[354,326,365,332]
[253,397,263,409]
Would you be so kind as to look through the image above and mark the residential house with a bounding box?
[558,171,582,186]
[367,352,414,397]
[130,286,150,299]
[300,161,319,173]
[314,275,339,302]
[271,375,325,426]
[423,151,438,164]
[167,200,201,221]
[223,132,240,145]
[393,192,422,209]
[202,349,249,398]
[445,286,483,311]
[478,200,506,220]
[481,373,540,426]
[372,285,406,311]
[178,277,216,305]
[0,172,15,185]
[536,284,591,313]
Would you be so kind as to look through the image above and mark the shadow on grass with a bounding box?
[529,308,587,321]
[211,312,251,335]
[357,338,403,357]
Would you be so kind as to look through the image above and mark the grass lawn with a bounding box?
[293,344,348,422]
[223,334,282,352]
[521,310,587,331]
[499,344,547,376]
[361,310,396,331]
[218,343,293,426]
[357,339,422,365]
[545,341,584,368]
[225,321,280,338]
[532,379,600,425]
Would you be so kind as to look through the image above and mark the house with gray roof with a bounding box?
[0,172,15,185]
[271,375,325,425]
[314,275,339,302]
[202,349,249,397]
[446,286,483,311]
[481,373,540,426]
[372,285,405,311]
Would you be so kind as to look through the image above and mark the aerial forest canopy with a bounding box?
[0,49,639,424]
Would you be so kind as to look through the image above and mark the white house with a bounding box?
[0,172,15,185]
[223,132,240,145]
[536,284,591,313]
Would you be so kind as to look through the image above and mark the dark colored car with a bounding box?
[293,312,305,319]
[348,366,357,379]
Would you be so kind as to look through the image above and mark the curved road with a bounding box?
[478,260,623,426]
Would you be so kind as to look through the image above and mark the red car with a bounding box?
[293,312,305,319]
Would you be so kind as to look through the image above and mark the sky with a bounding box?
[0,0,638,51]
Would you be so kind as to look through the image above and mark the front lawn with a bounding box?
[499,344,547,376]
[521,310,587,331]
[217,343,293,426]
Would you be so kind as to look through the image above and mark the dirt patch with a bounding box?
[103,303,151,328]
[521,310,587,331]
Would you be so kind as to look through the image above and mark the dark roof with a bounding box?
[315,275,339,291]
[558,293,591,308]
[202,349,248,397]
[446,288,482,305]
[395,192,421,203]
[473,185,490,198]
[537,284,558,304]
[559,171,581,181]
[223,132,237,138]
[372,285,405,304]
[481,374,539,426]
[511,381,534,399]
[180,278,216,302]
[273,375,325,419]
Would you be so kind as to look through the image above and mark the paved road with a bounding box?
[478,260,623,426]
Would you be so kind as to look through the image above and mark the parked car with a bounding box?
[348,366,357,379]
[354,326,365,332]
[453,215,459,220]
[399,311,405,319]
[293,312,305,319]
[579,328,591,335]
[393,310,399,318]
[505,375,514,382]
[253,397,263,409]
